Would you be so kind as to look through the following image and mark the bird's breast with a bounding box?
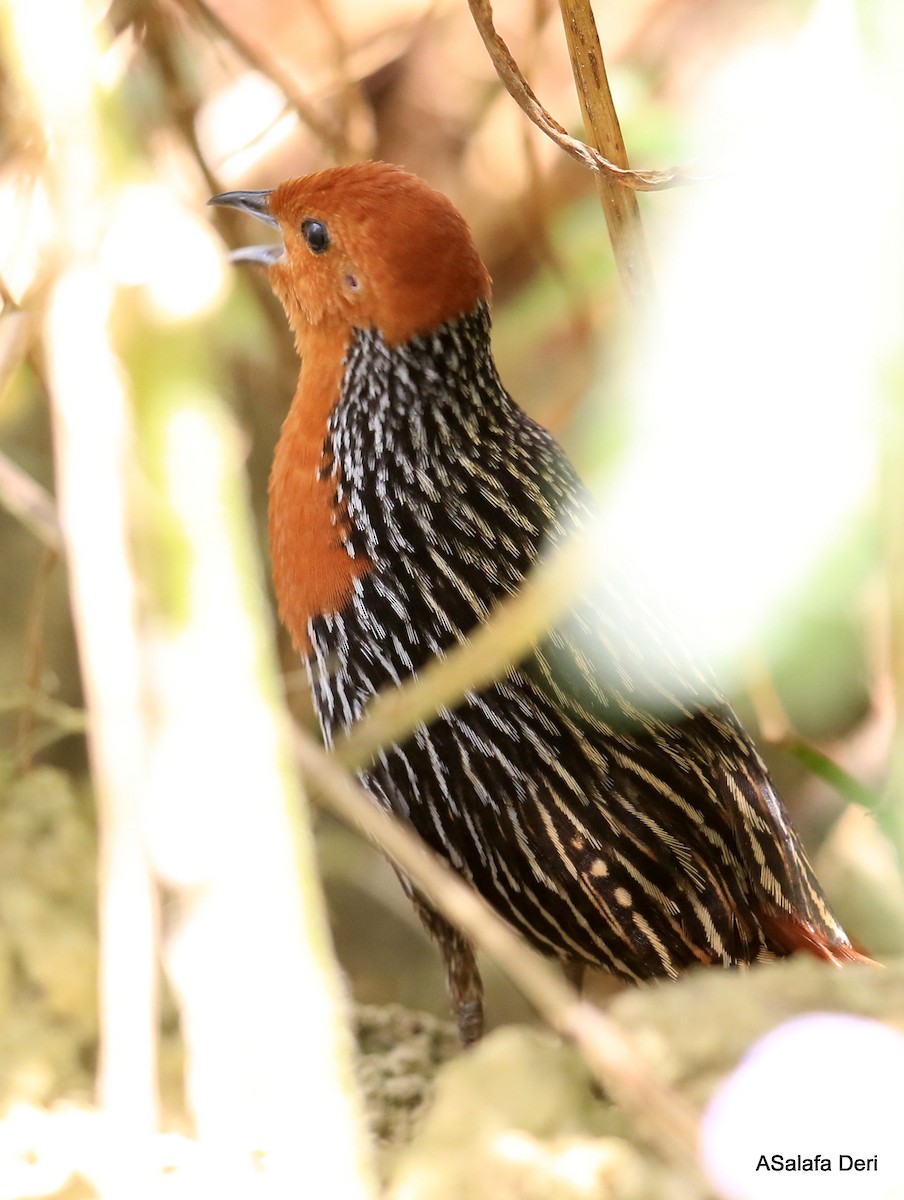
[268,336,372,655]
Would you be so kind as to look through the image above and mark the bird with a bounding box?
[210,161,866,1044]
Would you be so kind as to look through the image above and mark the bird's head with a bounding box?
[209,161,491,347]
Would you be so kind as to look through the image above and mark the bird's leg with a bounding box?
[445,931,484,1045]
[413,897,484,1044]
[564,959,586,994]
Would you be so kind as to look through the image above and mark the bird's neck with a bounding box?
[268,324,371,655]
[335,301,501,437]
[269,304,503,656]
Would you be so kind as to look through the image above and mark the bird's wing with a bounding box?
[503,415,860,960]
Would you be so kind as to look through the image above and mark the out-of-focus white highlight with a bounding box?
[592,0,886,674]
[490,1131,630,1192]
[197,72,297,179]
[701,1013,904,1198]
[101,185,227,322]
[9,0,96,132]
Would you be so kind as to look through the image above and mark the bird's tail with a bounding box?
[720,743,879,969]
[759,905,879,968]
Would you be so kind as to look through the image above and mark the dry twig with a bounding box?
[556,0,656,312]
[467,0,706,194]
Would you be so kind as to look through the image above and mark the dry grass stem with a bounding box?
[556,0,656,312]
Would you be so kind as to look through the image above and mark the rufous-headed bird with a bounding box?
[210,162,864,1043]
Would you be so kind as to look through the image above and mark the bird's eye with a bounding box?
[301,219,330,254]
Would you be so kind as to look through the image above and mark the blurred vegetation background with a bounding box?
[1,0,903,1191]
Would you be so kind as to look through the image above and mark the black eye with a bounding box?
[301,219,330,254]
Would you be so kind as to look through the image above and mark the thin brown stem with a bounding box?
[556,0,656,313]
[467,0,706,194]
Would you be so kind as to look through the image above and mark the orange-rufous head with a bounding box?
[209,161,491,347]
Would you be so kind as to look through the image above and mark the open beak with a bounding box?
[207,189,284,265]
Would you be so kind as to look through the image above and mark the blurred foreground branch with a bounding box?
[337,527,594,773]
[7,0,161,1133]
[141,387,376,1197]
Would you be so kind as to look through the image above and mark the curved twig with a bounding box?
[467,0,706,192]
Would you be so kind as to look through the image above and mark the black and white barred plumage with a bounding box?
[304,302,852,1034]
